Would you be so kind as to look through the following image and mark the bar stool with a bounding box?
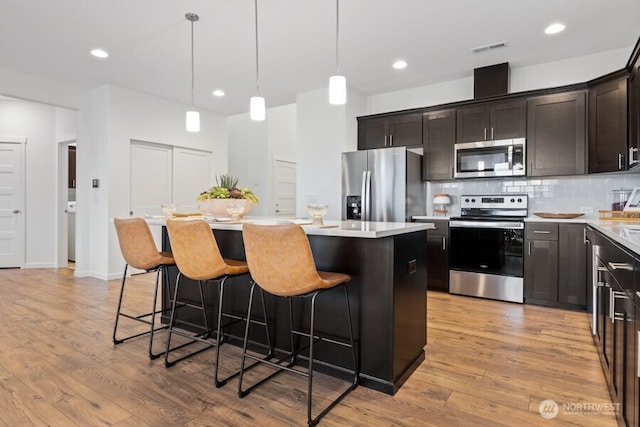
[113,217,175,359]
[239,223,358,426]
[164,218,271,387]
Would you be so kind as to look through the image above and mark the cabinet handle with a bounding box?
[637,331,640,378]
[610,287,614,323]
[533,230,551,234]
[491,127,494,140]
[583,228,587,244]
[442,236,446,251]
[618,153,624,170]
[608,262,633,271]
[389,134,393,146]
[484,128,487,140]
[384,135,388,147]
[528,241,532,256]
[630,147,640,166]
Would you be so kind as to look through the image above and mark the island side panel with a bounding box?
[392,231,427,388]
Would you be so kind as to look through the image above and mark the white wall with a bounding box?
[0,100,57,267]
[228,103,297,217]
[367,47,632,115]
[55,107,78,143]
[99,85,228,279]
[296,87,367,219]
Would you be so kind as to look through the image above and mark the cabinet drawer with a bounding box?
[602,238,635,292]
[427,220,449,235]
[525,223,558,240]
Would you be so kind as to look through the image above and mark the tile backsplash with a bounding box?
[427,173,640,217]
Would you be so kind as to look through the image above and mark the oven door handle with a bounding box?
[450,220,524,230]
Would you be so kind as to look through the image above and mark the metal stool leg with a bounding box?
[237,282,258,396]
[147,266,164,359]
[214,276,228,388]
[164,272,183,367]
[307,292,319,426]
[112,264,129,344]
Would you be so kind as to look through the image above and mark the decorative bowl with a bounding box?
[198,199,254,218]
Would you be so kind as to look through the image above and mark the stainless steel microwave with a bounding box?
[454,138,526,178]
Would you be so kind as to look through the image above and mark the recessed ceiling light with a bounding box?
[544,23,566,35]
[212,90,225,97]
[392,60,408,70]
[90,48,109,58]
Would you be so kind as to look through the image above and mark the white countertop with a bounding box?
[412,214,640,256]
[146,217,434,239]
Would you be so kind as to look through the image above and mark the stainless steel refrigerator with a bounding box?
[342,147,425,222]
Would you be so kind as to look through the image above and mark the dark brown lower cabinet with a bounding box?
[524,223,586,309]
[425,220,449,292]
[589,227,638,427]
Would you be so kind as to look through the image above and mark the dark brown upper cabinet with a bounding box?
[456,99,526,143]
[588,74,628,173]
[526,91,586,177]
[357,112,422,150]
[422,109,455,181]
[628,40,640,169]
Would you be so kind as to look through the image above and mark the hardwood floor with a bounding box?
[0,267,616,426]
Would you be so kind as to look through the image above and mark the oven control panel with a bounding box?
[460,194,528,210]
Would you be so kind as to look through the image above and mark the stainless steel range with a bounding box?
[449,194,528,303]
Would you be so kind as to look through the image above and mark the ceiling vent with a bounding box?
[471,41,508,54]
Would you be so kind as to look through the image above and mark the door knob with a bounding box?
[13,209,20,214]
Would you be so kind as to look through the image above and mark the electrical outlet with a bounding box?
[580,206,593,214]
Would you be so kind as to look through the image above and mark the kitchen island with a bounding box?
[150,218,433,395]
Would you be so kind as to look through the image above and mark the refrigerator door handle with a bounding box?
[365,170,372,221]
[361,171,367,221]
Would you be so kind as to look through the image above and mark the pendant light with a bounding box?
[185,13,200,132]
[329,0,346,105]
[250,0,266,121]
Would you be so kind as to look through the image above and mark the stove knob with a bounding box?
[510,198,515,203]
[471,198,476,203]
[517,198,523,203]
[465,198,470,203]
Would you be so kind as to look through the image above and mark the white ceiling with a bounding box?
[1,0,639,116]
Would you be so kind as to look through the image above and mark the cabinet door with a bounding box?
[426,231,449,292]
[558,224,587,307]
[524,239,558,306]
[423,110,455,181]
[527,92,586,177]
[490,99,526,140]
[389,113,422,147]
[358,117,388,150]
[630,59,640,168]
[589,77,628,173]
[456,105,488,143]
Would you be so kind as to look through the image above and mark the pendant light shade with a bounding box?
[329,0,346,105]
[185,13,200,132]
[186,110,200,132]
[329,75,346,105]
[250,96,266,121]
[250,0,266,121]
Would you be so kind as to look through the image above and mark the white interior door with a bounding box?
[0,138,25,268]
[273,157,296,217]
[130,141,172,218]
[172,147,212,213]
[129,141,172,273]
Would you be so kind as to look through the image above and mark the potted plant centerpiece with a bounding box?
[196,174,259,218]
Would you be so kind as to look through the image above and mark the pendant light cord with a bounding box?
[190,18,195,109]
[335,0,340,74]
[254,0,260,94]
